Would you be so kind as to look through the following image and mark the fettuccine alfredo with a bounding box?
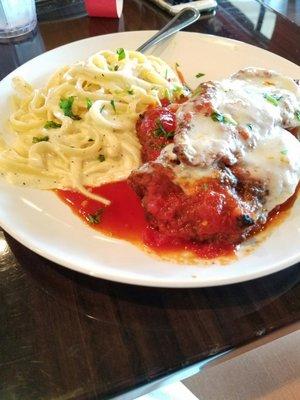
[0,49,187,204]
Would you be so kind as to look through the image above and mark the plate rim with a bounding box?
[2,214,300,288]
[2,30,300,84]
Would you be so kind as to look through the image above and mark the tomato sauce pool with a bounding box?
[57,180,298,261]
[57,181,146,243]
[57,180,236,260]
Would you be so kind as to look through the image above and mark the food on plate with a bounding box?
[0,49,187,204]
[1,54,300,260]
[129,68,300,249]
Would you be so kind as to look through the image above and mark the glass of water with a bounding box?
[0,0,37,39]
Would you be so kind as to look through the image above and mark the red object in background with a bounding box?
[84,0,123,18]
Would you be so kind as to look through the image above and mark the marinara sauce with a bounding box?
[57,99,298,261]
[57,180,298,261]
[57,180,236,260]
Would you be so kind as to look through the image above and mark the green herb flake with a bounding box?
[223,115,237,125]
[246,123,253,130]
[59,96,74,115]
[59,96,81,120]
[211,112,236,125]
[165,69,168,79]
[32,136,49,144]
[88,138,94,142]
[110,100,116,113]
[114,65,119,71]
[211,112,224,123]
[295,110,300,121]
[98,154,105,162]
[86,209,104,224]
[280,149,288,155]
[175,62,180,68]
[154,119,174,139]
[44,121,61,129]
[127,89,134,95]
[173,85,182,94]
[86,98,93,110]
[195,72,205,78]
[263,93,282,106]
[116,48,125,61]
[164,88,171,100]
[100,105,105,114]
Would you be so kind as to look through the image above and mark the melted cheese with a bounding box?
[173,68,300,212]
[243,126,300,211]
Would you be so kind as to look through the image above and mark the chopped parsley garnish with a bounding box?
[44,121,61,129]
[263,93,282,106]
[173,85,183,94]
[164,88,171,100]
[223,115,237,125]
[246,123,253,130]
[211,112,237,125]
[195,72,205,78]
[295,110,300,121]
[116,48,125,61]
[86,98,93,110]
[280,149,288,155]
[154,119,174,139]
[88,138,94,142]
[165,69,168,79]
[86,209,103,224]
[114,65,119,71]
[98,154,105,162]
[211,112,224,122]
[175,62,180,67]
[100,104,105,113]
[127,89,134,95]
[59,96,81,120]
[110,100,116,113]
[32,136,49,143]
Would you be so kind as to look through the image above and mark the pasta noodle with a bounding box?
[0,49,188,204]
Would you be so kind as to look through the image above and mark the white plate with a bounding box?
[0,31,299,288]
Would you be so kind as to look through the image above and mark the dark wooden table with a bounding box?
[0,1,299,399]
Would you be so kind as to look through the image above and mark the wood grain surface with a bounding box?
[0,1,299,399]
